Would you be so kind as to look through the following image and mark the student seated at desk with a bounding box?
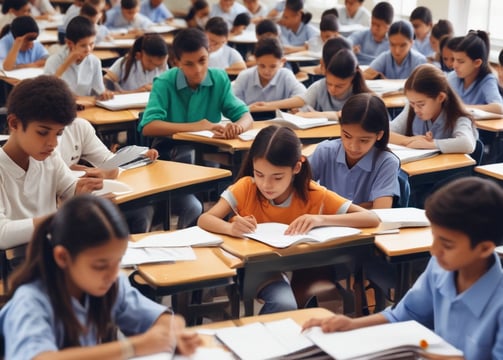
[278,0,318,54]
[104,33,168,92]
[139,0,172,23]
[439,35,462,73]
[105,0,153,34]
[0,0,31,36]
[208,0,247,29]
[185,0,209,29]
[28,0,55,19]
[205,16,246,71]
[303,177,503,360]
[243,0,268,24]
[409,6,434,58]
[337,0,370,27]
[233,37,305,105]
[57,0,84,43]
[429,19,453,65]
[391,64,477,154]
[364,20,427,80]
[198,125,379,314]
[348,1,393,66]
[45,16,114,100]
[0,195,201,359]
[80,2,110,44]
[0,16,48,71]
[0,76,103,250]
[308,28,352,76]
[305,13,341,54]
[255,18,278,41]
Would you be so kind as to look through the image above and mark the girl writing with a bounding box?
[198,125,379,314]
[278,0,318,54]
[0,195,200,359]
[104,33,168,92]
[390,64,478,154]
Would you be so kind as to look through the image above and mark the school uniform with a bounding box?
[246,2,268,19]
[105,6,153,31]
[310,139,400,204]
[348,29,389,65]
[208,44,244,69]
[30,0,55,16]
[337,6,371,27]
[140,0,172,23]
[302,78,353,111]
[0,273,167,359]
[382,254,503,360]
[209,2,247,27]
[391,105,478,154]
[447,71,503,106]
[0,33,48,67]
[413,34,434,58]
[280,22,319,47]
[44,46,105,96]
[109,57,166,91]
[95,24,110,44]
[0,148,76,249]
[232,66,306,104]
[58,4,80,33]
[369,49,427,79]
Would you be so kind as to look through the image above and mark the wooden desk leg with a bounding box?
[353,266,369,317]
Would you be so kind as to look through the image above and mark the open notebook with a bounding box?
[366,79,406,97]
[388,144,440,164]
[372,207,430,232]
[271,110,333,130]
[96,92,150,110]
[0,67,44,80]
[101,145,152,170]
[128,226,223,248]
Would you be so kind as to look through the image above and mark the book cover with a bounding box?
[101,145,150,170]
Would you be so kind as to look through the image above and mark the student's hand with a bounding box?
[404,135,435,149]
[68,46,88,64]
[352,44,361,54]
[249,101,269,112]
[230,214,257,237]
[286,214,323,235]
[220,122,243,139]
[75,177,104,194]
[98,90,114,101]
[144,148,159,161]
[302,315,355,333]
[32,58,47,67]
[85,167,119,179]
[138,83,152,92]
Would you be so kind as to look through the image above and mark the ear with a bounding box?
[135,51,142,60]
[476,240,495,258]
[53,245,71,269]
[280,57,286,67]
[376,130,384,141]
[473,58,483,68]
[293,160,302,174]
[7,114,20,131]
[437,91,447,103]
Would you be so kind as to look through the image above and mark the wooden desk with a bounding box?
[476,119,503,163]
[475,162,503,182]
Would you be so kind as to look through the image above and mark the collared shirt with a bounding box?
[302,78,354,111]
[208,45,244,69]
[369,49,427,79]
[0,33,48,67]
[209,2,247,27]
[337,5,371,27]
[139,0,172,23]
[413,34,434,58]
[105,6,153,30]
[382,254,503,360]
[310,139,400,204]
[391,105,478,153]
[0,273,167,359]
[58,4,80,33]
[139,67,248,131]
[280,22,319,47]
[447,71,503,106]
[109,57,166,91]
[348,29,389,65]
[232,66,306,104]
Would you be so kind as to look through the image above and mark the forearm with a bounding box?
[235,112,253,132]
[350,313,388,330]
[468,102,503,115]
[252,96,305,111]
[3,45,22,70]
[320,211,380,228]
[389,132,410,146]
[55,56,75,78]
[197,213,234,236]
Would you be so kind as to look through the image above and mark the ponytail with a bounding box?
[122,35,144,83]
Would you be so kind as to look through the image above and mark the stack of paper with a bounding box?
[101,145,151,170]
[388,144,440,164]
[96,92,150,110]
[371,208,430,232]
[366,79,406,97]
[270,110,331,130]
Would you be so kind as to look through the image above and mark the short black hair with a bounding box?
[322,36,351,67]
[372,2,394,24]
[65,16,96,43]
[121,0,138,10]
[172,27,208,59]
[205,16,228,36]
[320,14,338,32]
[499,49,503,66]
[255,19,278,36]
[410,6,432,25]
[7,75,76,129]
[11,15,39,38]
[233,12,251,27]
[2,0,29,15]
[80,3,99,18]
[425,177,503,247]
[321,7,338,19]
[254,37,283,59]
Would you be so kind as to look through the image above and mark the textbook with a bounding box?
[271,110,331,130]
[129,226,223,248]
[366,79,406,97]
[371,207,430,232]
[95,92,150,111]
[101,145,153,170]
[467,108,503,120]
[0,67,44,80]
[388,144,440,164]
[244,223,361,248]
[121,244,196,267]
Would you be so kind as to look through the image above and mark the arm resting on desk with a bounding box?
[302,313,388,333]
[249,96,305,112]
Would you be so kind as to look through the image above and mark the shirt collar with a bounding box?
[175,68,213,90]
[335,140,377,172]
[252,66,279,88]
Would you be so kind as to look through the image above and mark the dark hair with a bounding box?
[255,19,278,36]
[445,35,463,52]
[66,16,96,43]
[372,1,394,24]
[499,49,503,66]
[284,0,312,24]
[237,125,312,202]
[388,20,414,40]
[121,33,168,82]
[320,14,338,32]
[431,19,453,41]
[233,12,251,27]
[409,6,432,26]
[340,93,390,151]
[321,7,338,19]
[455,30,492,83]
[326,49,371,95]
[322,36,351,68]
[10,15,39,38]
[404,64,472,136]
[438,35,452,71]
[425,177,503,247]
[172,27,208,59]
[254,37,282,58]
[80,2,99,18]
[7,75,77,129]
[205,16,228,36]
[121,0,138,10]
[185,0,208,28]
[8,195,130,347]
[2,0,29,15]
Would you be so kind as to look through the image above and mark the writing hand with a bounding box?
[230,214,257,237]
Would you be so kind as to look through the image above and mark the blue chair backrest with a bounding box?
[393,169,410,208]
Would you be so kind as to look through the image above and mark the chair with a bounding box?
[470,138,485,166]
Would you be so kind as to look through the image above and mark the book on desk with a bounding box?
[95,92,150,110]
[101,145,154,170]
[365,79,406,97]
[388,144,440,164]
[371,207,430,232]
[467,107,503,120]
[0,67,44,80]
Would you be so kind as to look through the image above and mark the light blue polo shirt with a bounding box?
[232,66,306,104]
[369,48,427,79]
[0,33,48,66]
[447,71,503,106]
[348,29,389,65]
[140,0,172,23]
[209,2,247,27]
[280,22,319,47]
[105,6,153,30]
[109,57,166,91]
[302,78,353,111]
[310,139,400,204]
[413,34,434,58]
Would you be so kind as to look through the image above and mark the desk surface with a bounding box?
[475,162,503,180]
[400,154,475,177]
[77,106,138,125]
[475,119,503,132]
[375,227,432,257]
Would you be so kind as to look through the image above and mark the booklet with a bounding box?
[388,144,440,164]
[0,67,44,80]
[95,92,150,111]
[92,179,132,196]
[371,207,430,232]
[129,226,223,248]
[366,79,406,97]
[271,110,332,130]
[101,145,152,170]
[244,223,361,248]
[121,244,196,267]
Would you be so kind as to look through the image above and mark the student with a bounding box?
[44,16,114,100]
[0,195,201,358]
[233,37,305,105]
[255,18,278,40]
[58,0,84,44]
[29,0,55,18]
[311,93,399,209]
[448,30,503,114]
[243,0,268,24]
[0,75,103,249]
[429,19,453,63]
[105,33,168,92]
[307,36,352,76]
[348,1,393,66]
[0,0,31,35]
[250,48,371,121]
[337,0,370,27]
[498,49,503,89]
[208,0,247,28]
[205,16,246,71]
[198,125,379,313]
[409,6,434,58]
[80,2,110,44]
[278,0,318,54]
[440,35,462,73]
[390,64,477,154]
[303,176,503,360]
[230,12,250,36]
[307,13,340,54]
[364,20,427,80]
[185,0,209,29]
[0,15,48,71]
[105,0,153,33]
[139,0,172,23]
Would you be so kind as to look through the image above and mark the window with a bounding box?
[385,0,417,18]
[467,0,503,43]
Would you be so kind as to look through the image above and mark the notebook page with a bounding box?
[121,245,196,267]
[129,227,223,248]
[264,318,314,354]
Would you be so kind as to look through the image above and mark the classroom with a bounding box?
[0,0,502,358]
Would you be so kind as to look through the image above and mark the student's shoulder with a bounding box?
[4,280,53,315]
[207,67,231,83]
[314,138,342,155]
[409,48,427,62]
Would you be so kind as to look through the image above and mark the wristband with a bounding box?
[120,338,135,359]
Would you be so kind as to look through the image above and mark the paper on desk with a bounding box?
[238,128,260,141]
[129,226,223,248]
[121,245,196,267]
[185,130,215,138]
[130,347,234,360]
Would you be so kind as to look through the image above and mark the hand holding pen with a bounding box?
[229,205,257,237]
